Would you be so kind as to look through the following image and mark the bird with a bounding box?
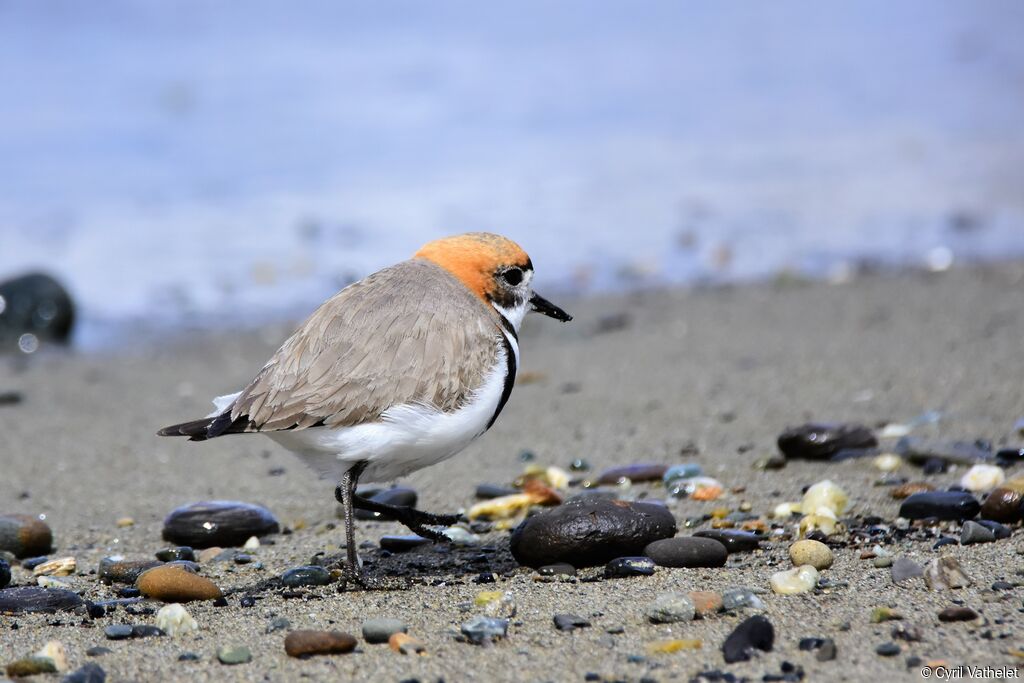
[158,232,572,583]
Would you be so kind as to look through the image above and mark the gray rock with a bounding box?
[553,614,591,631]
[960,520,996,545]
[645,592,696,623]
[899,491,980,521]
[361,618,407,644]
[924,556,972,590]
[644,537,728,568]
[281,565,332,587]
[722,587,765,611]
[693,529,763,553]
[216,645,252,665]
[604,556,655,578]
[890,557,924,584]
[62,662,107,683]
[816,638,837,662]
[461,616,509,644]
[266,617,291,633]
[104,624,134,640]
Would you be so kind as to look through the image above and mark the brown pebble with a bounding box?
[136,565,223,602]
[689,591,723,617]
[389,632,426,655]
[197,547,224,563]
[937,606,978,622]
[284,630,357,657]
[980,487,1024,523]
[890,482,935,500]
[0,514,53,559]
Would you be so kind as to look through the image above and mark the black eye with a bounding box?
[501,268,523,286]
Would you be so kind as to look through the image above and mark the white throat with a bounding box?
[490,299,528,333]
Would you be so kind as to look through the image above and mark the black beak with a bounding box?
[529,292,572,322]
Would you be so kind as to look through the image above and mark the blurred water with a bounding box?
[1,1,1022,347]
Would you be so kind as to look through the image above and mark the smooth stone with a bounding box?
[379,535,431,553]
[5,657,57,677]
[722,615,774,663]
[162,501,279,548]
[85,648,112,657]
[353,488,417,521]
[873,556,893,568]
[130,625,166,638]
[938,606,978,622]
[876,642,901,657]
[604,556,655,578]
[62,662,107,683]
[596,463,668,485]
[899,491,980,521]
[645,592,696,623]
[217,645,252,665]
[890,557,924,584]
[266,617,291,633]
[996,448,1024,467]
[461,616,508,644]
[361,618,407,644]
[788,540,833,570]
[154,547,195,562]
[136,565,223,602]
[777,423,877,460]
[663,463,703,485]
[769,566,819,595]
[0,273,75,348]
[98,558,162,585]
[475,484,519,500]
[281,565,332,587]
[924,556,972,590]
[537,563,576,577]
[509,498,676,568]
[960,520,996,545]
[442,526,481,547]
[692,529,762,553]
[689,591,724,617]
[0,586,84,614]
[553,614,591,631]
[976,519,1011,539]
[980,488,1024,523]
[0,514,53,558]
[0,557,9,589]
[103,625,134,640]
[643,537,727,568]
[890,482,935,499]
[896,437,991,466]
[817,638,838,661]
[284,630,357,657]
[722,587,765,611]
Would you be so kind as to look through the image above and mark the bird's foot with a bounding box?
[339,486,464,539]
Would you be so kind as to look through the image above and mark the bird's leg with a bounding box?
[351,493,463,539]
[335,462,367,586]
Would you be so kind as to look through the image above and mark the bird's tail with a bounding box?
[157,417,218,441]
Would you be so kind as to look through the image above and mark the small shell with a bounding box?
[156,603,199,637]
[798,510,838,537]
[801,480,849,516]
[773,502,802,519]
[242,536,261,551]
[873,454,902,472]
[32,557,76,577]
[467,494,535,521]
[960,464,1005,493]
[769,565,819,595]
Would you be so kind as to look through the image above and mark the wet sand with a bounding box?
[2,263,1024,682]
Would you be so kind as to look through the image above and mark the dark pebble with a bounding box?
[154,547,195,562]
[980,488,1024,523]
[975,519,1011,539]
[554,614,591,631]
[537,563,577,577]
[604,556,656,578]
[816,638,837,662]
[0,586,84,614]
[643,537,728,568]
[570,459,590,472]
[239,596,256,608]
[20,555,49,570]
[896,437,991,466]
[596,463,668,484]
[104,624,134,640]
[132,624,166,638]
[798,638,824,651]
[474,484,519,500]
[353,488,417,521]
[162,500,279,548]
[933,537,958,550]
[899,491,980,521]
[0,557,9,588]
[777,423,876,460]
[923,458,948,475]
[960,521,996,545]
[0,391,23,406]
[99,558,163,585]
[938,606,978,622]
[693,529,762,553]
[177,652,200,662]
[281,565,332,587]
[509,498,676,568]
[0,273,75,349]
[876,642,901,657]
[891,623,922,642]
[379,535,431,553]
[722,615,774,663]
[61,663,106,683]
[996,448,1024,467]
[85,647,112,657]
[992,581,1015,591]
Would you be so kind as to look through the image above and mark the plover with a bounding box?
[159,232,572,581]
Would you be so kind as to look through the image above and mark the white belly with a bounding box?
[264,348,511,483]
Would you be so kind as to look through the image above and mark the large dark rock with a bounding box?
[777,423,877,460]
[0,273,75,351]
[162,501,279,548]
[0,513,53,558]
[0,586,85,614]
[899,491,980,521]
[722,615,775,663]
[510,498,677,568]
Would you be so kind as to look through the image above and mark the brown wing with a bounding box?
[224,259,501,433]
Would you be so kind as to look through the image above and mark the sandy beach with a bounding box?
[2,263,1024,682]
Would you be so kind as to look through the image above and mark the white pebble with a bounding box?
[156,603,199,637]
[773,502,802,519]
[33,641,68,672]
[242,536,261,551]
[801,480,849,516]
[878,423,911,439]
[960,464,1004,493]
[873,454,902,472]
[770,565,819,595]
[799,510,838,537]
[442,526,481,547]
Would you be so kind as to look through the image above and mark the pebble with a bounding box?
[976,519,1011,539]
[0,558,9,588]
[509,498,676,568]
[362,618,408,644]
[645,592,696,623]
[924,556,972,590]
[103,625,134,640]
[604,556,656,578]
[37,576,69,589]
[788,540,833,570]
[690,591,724,617]
[961,464,1005,493]
[266,617,291,633]
[596,463,668,485]
[62,662,107,683]
[0,513,53,558]
[981,488,1024,523]
[379,535,431,552]
[280,565,332,587]
[442,526,481,546]
[0,586,84,613]
[776,423,877,460]
[475,484,519,499]
[154,547,195,562]
[461,616,509,644]
[693,529,762,553]
[553,614,591,631]
[663,463,703,485]
[960,520,996,545]
[769,566,819,595]
[891,623,923,641]
[136,565,223,602]
[722,587,765,611]
[162,501,279,548]
[876,642,901,657]
[284,630,357,657]
[722,615,774,663]
[85,647,112,657]
[468,493,540,521]
[643,537,727,568]
[899,491,980,521]
[646,639,702,654]
[896,437,991,466]
[5,657,57,677]
[33,556,75,577]
[389,633,426,654]
[353,487,417,521]
[890,557,924,584]
[537,563,576,577]
[937,606,978,622]
[34,640,68,672]
[873,454,902,472]
[816,638,838,661]
[890,482,935,499]
[997,448,1024,467]
[98,558,162,585]
[667,476,724,501]
[217,645,252,665]
[156,603,198,637]
[802,480,849,516]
